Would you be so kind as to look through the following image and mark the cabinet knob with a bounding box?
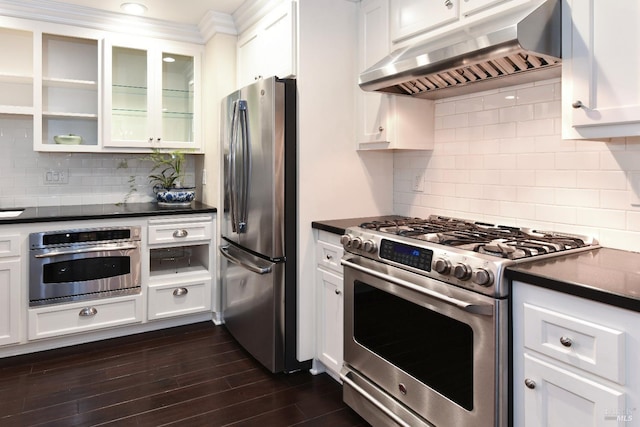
[157,137,161,142]
[560,336,573,347]
[325,254,333,260]
[173,287,189,296]
[173,229,189,238]
[79,307,98,317]
[524,378,536,389]
[445,0,453,7]
[378,126,384,132]
[335,289,341,295]
[572,100,584,109]
[149,137,154,143]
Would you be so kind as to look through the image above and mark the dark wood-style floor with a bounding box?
[0,322,369,426]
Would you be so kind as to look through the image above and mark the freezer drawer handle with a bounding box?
[78,307,98,317]
[219,245,272,275]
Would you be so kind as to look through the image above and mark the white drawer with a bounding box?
[148,216,212,246]
[316,240,344,274]
[28,295,143,340]
[148,278,212,320]
[0,234,20,258]
[523,303,625,384]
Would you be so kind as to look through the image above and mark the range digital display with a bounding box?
[380,239,433,272]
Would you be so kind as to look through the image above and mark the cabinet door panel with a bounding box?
[523,354,625,427]
[564,0,640,136]
[317,269,343,375]
[0,259,20,346]
[390,0,458,43]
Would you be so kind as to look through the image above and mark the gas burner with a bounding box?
[358,215,593,260]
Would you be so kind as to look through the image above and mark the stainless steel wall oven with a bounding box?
[29,226,142,306]
[339,216,598,427]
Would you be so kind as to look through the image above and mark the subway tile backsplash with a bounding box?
[0,115,195,208]
[394,78,640,252]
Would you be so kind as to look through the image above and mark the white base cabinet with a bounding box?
[513,282,640,427]
[0,258,20,346]
[314,230,344,381]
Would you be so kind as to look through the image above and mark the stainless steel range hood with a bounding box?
[359,0,561,99]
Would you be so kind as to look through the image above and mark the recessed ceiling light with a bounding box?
[120,2,147,15]
[163,56,176,63]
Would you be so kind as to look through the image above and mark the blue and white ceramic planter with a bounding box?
[154,186,196,207]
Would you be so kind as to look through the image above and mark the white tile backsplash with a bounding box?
[394,78,640,251]
[0,115,195,208]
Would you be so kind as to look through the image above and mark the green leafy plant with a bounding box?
[145,149,188,189]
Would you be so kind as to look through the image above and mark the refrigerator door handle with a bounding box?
[229,99,250,234]
[219,245,272,275]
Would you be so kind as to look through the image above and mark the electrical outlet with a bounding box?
[44,169,68,185]
[412,172,424,192]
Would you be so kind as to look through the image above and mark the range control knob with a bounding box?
[453,263,472,280]
[363,239,377,253]
[351,237,363,249]
[433,258,451,274]
[340,234,352,247]
[473,268,494,287]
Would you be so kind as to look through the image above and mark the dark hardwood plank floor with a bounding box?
[0,322,369,427]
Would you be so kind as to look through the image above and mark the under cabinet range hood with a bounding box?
[359,0,561,99]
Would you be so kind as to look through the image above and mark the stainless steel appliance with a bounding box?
[29,226,141,306]
[359,0,561,99]
[340,216,598,427]
[219,76,307,373]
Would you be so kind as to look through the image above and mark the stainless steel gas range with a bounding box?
[339,215,598,427]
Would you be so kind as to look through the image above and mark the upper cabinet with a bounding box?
[237,1,296,89]
[357,0,434,150]
[35,31,101,152]
[390,0,459,44]
[104,37,202,151]
[562,0,640,139]
[460,0,511,17]
[0,28,33,116]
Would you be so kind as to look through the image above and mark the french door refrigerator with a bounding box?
[219,76,306,373]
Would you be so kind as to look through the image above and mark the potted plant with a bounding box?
[146,149,195,206]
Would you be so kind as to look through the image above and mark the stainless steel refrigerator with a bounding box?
[219,77,306,373]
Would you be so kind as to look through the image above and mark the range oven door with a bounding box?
[29,241,141,306]
[341,255,508,427]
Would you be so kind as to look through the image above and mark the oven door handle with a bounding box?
[33,243,139,258]
[341,257,494,316]
[340,370,413,427]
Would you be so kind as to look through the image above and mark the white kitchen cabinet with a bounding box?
[147,215,214,320]
[35,31,101,152]
[513,282,640,427]
[389,0,459,44]
[237,0,296,89]
[314,230,344,381]
[0,233,21,346]
[104,36,202,150]
[0,27,33,116]
[28,295,143,340]
[357,0,435,151]
[562,0,640,139]
[460,0,511,16]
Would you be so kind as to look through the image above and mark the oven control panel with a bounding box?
[379,239,433,272]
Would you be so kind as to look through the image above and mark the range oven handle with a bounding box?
[33,243,139,258]
[341,257,494,316]
[340,370,412,427]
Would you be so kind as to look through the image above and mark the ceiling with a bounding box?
[47,0,246,25]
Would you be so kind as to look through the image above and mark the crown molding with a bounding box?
[0,0,229,44]
[199,10,237,41]
[232,0,287,35]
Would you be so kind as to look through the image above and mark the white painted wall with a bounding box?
[393,78,640,252]
[296,0,394,361]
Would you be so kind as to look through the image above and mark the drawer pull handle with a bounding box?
[173,287,189,297]
[79,307,98,317]
[335,289,341,295]
[560,336,573,347]
[173,229,189,238]
[524,378,536,389]
[326,254,333,260]
[572,100,584,109]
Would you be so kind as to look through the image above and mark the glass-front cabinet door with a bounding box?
[104,37,202,151]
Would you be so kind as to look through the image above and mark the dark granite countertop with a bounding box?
[0,202,217,225]
[311,215,410,235]
[506,247,640,312]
